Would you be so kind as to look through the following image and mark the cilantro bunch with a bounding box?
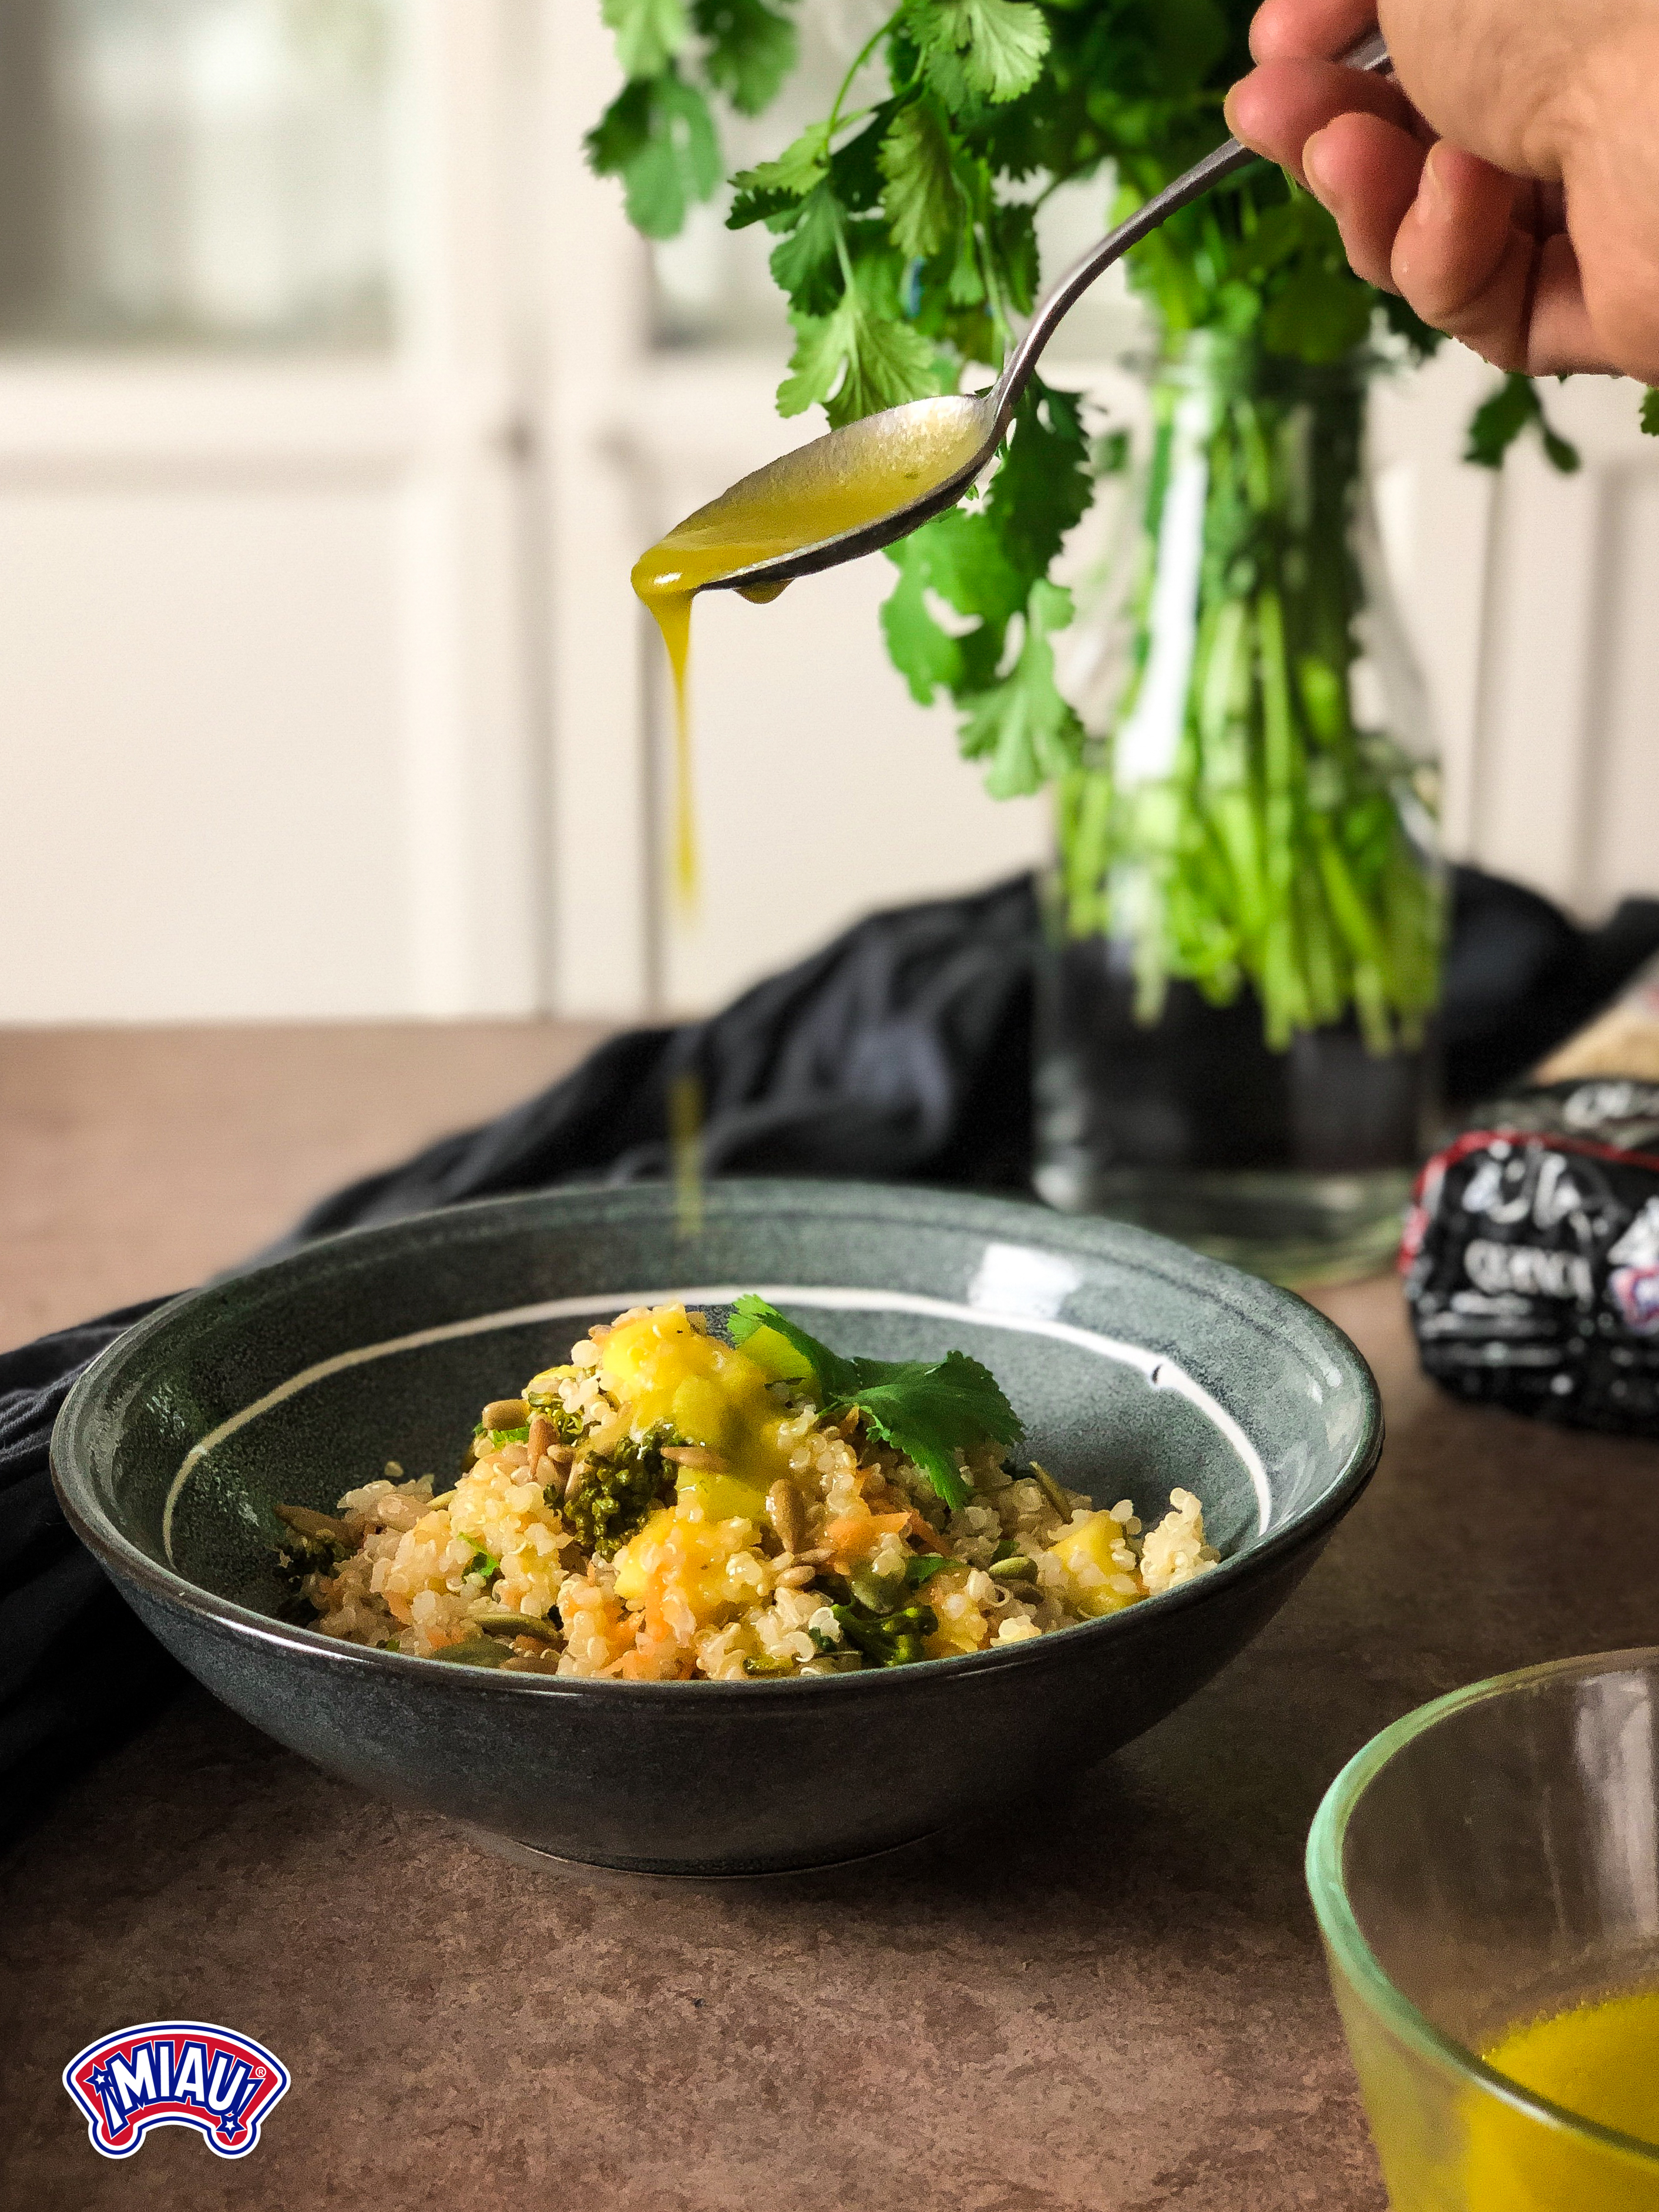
[587,1,1653,1047]
[727,1295,1023,1509]
[585,0,1616,790]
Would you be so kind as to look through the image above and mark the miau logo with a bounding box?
[62,2021,290,2160]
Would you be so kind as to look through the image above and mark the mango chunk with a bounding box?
[1046,1511,1143,1619]
[612,1507,676,1603]
[597,1304,800,1486]
[611,1503,767,1627]
[675,1468,770,1528]
[670,1373,734,1452]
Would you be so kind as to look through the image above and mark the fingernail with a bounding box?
[1420,140,1449,209]
[1302,126,1332,198]
[1222,85,1242,135]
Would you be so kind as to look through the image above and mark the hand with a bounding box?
[1224,0,1659,385]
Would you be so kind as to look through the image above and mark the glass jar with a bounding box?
[1035,333,1443,1284]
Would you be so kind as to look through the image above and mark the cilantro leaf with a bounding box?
[727,1297,1024,1511]
[987,381,1092,578]
[691,0,798,117]
[880,496,1033,707]
[959,577,1083,798]
[1465,372,1581,475]
[988,200,1037,314]
[727,180,797,229]
[1260,264,1373,364]
[601,0,689,82]
[1150,0,1229,93]
[778,267,939,427]
[842,1352,1023,1510]
[878,100,959,260]
[728,1297,857,1394]
[1376,292,1446,362]
[908,504,1027,624]
[732,119,830,203]
[881,534,965,704]
[585,71,721,239]
[1643,390,1659,437]
[905,0,1050,106]
[827,109,896,214]
[767,185,847,317]
[945,224,988,308]
[881,383,1084,725]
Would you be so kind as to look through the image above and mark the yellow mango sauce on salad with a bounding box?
[274,1297,1218,1683]
[630,396,986,901]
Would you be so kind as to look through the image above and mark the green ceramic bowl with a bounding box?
[53,1180,1381,1875]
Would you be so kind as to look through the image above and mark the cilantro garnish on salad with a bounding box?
[727,1294,1023,1510]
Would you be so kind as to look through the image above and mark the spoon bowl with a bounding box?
[630,393,992,603]
[681,28,1392,599]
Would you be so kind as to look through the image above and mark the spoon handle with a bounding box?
[988,29,1395,439]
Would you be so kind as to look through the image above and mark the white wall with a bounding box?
[1372,348,1659,919]
[0,464,405,1021]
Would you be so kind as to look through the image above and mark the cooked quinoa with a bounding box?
[273,1301,1220,1680]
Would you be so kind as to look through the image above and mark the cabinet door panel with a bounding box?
[0,478,409,1019]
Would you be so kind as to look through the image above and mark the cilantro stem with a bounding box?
[825,9,902,142]
[830,200,857,300]
[1060,337,1440,1052]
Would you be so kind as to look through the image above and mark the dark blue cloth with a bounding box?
[7,865,1659,1842]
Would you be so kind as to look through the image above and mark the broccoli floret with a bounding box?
[563,1432,674,1558]
[542,1402,586,1447]
[523,1370,587,1443]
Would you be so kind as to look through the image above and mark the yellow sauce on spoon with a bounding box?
[630,395,989,903]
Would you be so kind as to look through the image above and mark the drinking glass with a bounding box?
[1308,1650,1659,2208]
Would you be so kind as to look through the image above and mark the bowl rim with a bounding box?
[53,1177,1384,1704]
[1306,1645,1659,2170]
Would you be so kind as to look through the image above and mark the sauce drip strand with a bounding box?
[630,395,988,904]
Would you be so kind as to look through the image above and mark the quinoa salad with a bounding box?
[272,1297,1220,1680]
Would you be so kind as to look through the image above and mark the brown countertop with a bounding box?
[4,1023,1656,2211]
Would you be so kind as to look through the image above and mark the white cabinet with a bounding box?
[0,0,540,1022]
[1372,350,1659,919]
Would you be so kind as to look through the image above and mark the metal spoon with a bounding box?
[691,28,1393,596]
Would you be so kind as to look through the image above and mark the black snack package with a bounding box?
[1404,1080,1659,1432]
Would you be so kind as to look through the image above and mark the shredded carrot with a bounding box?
[823,1512,911,1565]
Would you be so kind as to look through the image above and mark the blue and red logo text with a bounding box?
[62,2020,290,2159]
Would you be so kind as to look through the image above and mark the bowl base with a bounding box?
[455,1821,948,1884]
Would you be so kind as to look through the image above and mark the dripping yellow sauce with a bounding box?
[630,395,988,903]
